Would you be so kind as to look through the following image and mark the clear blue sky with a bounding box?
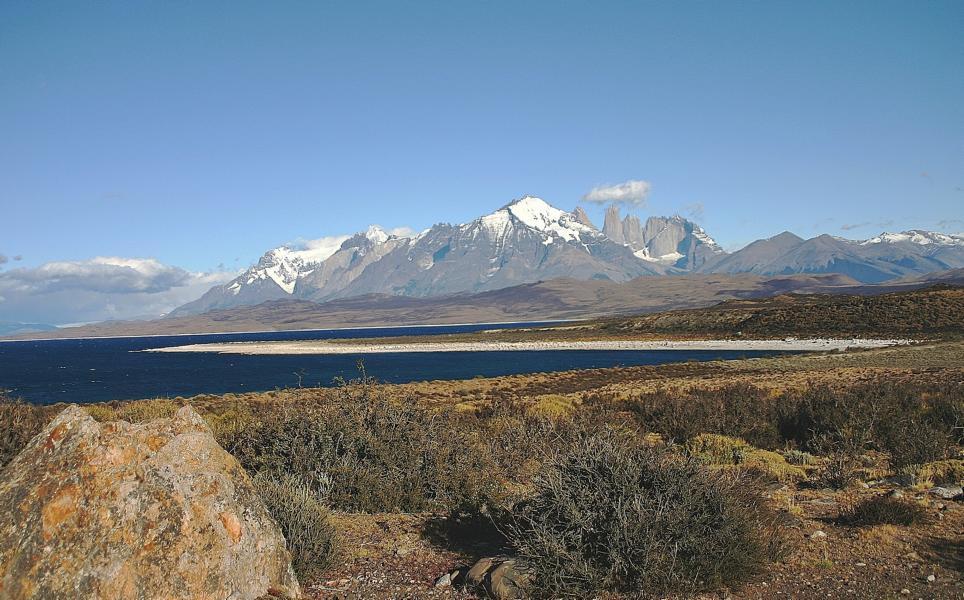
[2,0,962,273]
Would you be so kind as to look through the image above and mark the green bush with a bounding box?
[838,494,930,527]
[502,432,788,598]
[253,472,338,578]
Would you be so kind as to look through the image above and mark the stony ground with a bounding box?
[301,485,963,599]
[282,342,964,599]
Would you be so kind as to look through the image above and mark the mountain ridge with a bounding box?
[170,195,964,316]
[10,270,963,341]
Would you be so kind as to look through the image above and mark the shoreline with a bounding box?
[0,319,570,344]
[142,338,911,355]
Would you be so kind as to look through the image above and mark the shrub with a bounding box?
[626,385,782,448]
[226,376,500,513]
[0,395,47,469]
[778,383,959,469]
[783,449,817,466]
[839,494,930,527]
[912,459,964,486]
[809,431,867,489]
[253,472,338,578]
[502,432,788,598]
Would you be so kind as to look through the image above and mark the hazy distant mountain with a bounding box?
[0,321,58,336]
[701,230,964,283]
[171,194,964,316]
[603,206,724,269]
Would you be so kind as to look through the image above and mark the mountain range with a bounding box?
[12,269,964,340]
[171,196,964,316]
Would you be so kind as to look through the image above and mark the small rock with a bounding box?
[900,589,910,595]
[856,562,867,567]
[810,530,827,540]
[486,559,532,600]
[434,573,452,587]
[927,575,935,582]
[466,557,497,586]
[888,489,905,499]
[889,473,916,487]
[929,485,963,499]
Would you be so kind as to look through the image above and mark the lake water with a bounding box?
[0,323,795,404]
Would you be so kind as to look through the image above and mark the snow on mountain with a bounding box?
[171,196,667,316]
[170,193,964,318]
[239,227,393,295]
[860,230,964,247]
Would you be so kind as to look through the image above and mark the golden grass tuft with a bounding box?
[912,459,964,487]
[526,394,578,419]
[685,433,807,482]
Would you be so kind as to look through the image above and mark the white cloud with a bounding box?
[0,257,235,325]
[387,226,415,238]
[682,202,705,221]
[298,235,352,263]
[582,179,652,206]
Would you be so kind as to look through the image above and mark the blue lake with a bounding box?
[0,323,795,404]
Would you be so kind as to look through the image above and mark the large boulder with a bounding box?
[0,405,301,600]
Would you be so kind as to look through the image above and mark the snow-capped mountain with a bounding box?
[860,230,964,247]
[171,226,401,316]
[172,194,964,316]
[172,197,665,316]
[322,197,664,301]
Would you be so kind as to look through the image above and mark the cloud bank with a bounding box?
[582,179,651,206]
[0,257,235,325]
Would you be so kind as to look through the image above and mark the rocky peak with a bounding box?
[572,206,595,229]
[603,205,625,244]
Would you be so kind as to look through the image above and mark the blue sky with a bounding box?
[0,1,962,322]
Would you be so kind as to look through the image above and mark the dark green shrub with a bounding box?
[838,494,930,527]
[0,395,47,469]
[502,432,788,598]
[253,472,338,578]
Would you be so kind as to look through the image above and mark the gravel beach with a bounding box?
[144,338,910,355]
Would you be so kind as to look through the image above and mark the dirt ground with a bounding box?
[278,342,964,599]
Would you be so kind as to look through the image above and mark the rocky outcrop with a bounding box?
[0,405,300,600]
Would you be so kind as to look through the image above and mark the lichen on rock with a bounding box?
[0,404,300,600]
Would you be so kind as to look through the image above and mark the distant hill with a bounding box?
[0,321,58,336]
[596,285,964,337]
[7,270,960,340]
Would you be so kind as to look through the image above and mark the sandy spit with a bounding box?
[142,338,910,355]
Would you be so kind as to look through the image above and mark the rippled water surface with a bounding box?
[0,323,795,404]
